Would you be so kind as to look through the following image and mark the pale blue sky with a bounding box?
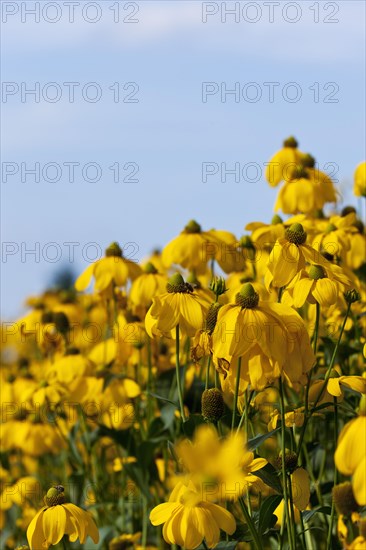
[1,1,365,318]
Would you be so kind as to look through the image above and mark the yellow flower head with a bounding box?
[150,480,236,549]
[266,222,338,289]
[27,486,99,549]
[162,220,244,274]
[312,213,358,262]
[145,273,210,338]
[75,242,142,294]
[286,262,351,308]
[265,136,303,187]
[212,283,315,390]
[129,262,167,308]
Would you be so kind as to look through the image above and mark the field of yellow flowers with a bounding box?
[1,138,365,550]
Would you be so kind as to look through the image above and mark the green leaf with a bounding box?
[254,463,283,494]
[302,506,332,522]
[160,403,177,430]
[247,428,280,451]
[258,495,283,534]
[146,391,178,407]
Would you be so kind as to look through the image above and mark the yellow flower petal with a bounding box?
[75,263,95,291]
[27,508,46,550]
[291,468,310,511]
[150,503,181,526]
[353,455,366,506]
[42,505,67,545]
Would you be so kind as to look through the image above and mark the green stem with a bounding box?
[215,368,219,388]
[142,495,148,548]
[146,336,153,426]
[327,397,339,549]
[312,301,321,354]
[236,390,254,434]
[287,474,297,550]
[239,497,262,550]
[297,302,352,458]
[205,356,211,390]
[279,377,294,550]
[175,324,186,422]
[231,357,242,430]
[314,302,351,410]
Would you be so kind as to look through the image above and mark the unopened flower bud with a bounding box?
[201,388,225,422]
[209,276,227,297]
[344,289,360,305]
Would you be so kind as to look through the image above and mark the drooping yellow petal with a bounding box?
[202,502,236,535]
[312,278,338,307]
[150,502,181,525]
[42,505,67,545]
[327,378,342,397]
[340,376,366,394]
[353,455,366,506]
[27,508,46,550]
[75,263,95,291]
[335,417,366,476]
[94,258,114,291]
[291,468,310,511]
[248,457,268,473]
[293,277,314,308]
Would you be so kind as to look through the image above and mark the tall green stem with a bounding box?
[205,356,211,390]
[297,302,352,457]
[175,324,186,422]
[142,495,148,548]
[327,397,339,548]
[231,357,242,430]
[279,377,294,550]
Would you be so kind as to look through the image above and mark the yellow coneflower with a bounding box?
[27,486,99,549]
